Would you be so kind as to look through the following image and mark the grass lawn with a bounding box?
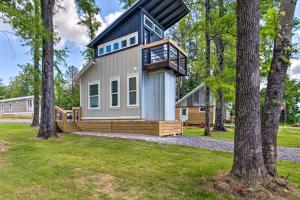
[184,126,300,148]
[0,123,299,199]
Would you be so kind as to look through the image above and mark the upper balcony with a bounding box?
[142,39,188,77]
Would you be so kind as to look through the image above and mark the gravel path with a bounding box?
[73,132,300,163]
[0,119,31,124]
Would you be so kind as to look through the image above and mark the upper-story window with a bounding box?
[129,36,136,46]
[99,47,104,55]
[97,32,138,57]
[114,42,119,50]
[144,15,163,38]
[106,45,112,53]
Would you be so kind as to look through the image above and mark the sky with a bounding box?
[0,0,300,85]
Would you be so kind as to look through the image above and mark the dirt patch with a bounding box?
[76,172,136,200]
[213,173,300,200]
[0,141,9,152]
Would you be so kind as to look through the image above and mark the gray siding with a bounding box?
[178,86,215,107]
[80,46,142,119]
[142,70,176,121]
[0,98,33,114]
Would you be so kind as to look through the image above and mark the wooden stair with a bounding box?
[55,106,81,133]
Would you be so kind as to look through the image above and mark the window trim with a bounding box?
[110,76,120,109]
[127,74,139,108]
[144,15,163,38]
[88,80,100,110]
[1,103,4,112]
[144,15,154,30]
[113,41,119,50]
[9,102,12,111]
[199,107,206,112]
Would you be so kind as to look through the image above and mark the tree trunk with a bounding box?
[204,0,211,136]
[214,0,226,132]
[231,0,266,184]
[261,0,297,176]
[31,0,40,127]
[38,0,57,138]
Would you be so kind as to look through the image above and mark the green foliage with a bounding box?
[75,0,101,62]
[280,76,300,124]
[119,0,137,9]
[0,79,9,100]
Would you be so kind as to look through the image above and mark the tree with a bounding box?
[119,0,137,9]
[261,0,297,176]
[75,0,101,62]
[0,0,42,127]
[213,0,226,131]
[204,0,211,136]
[231,0,266,183]
[0,79,9,100]
[38,0,57,139]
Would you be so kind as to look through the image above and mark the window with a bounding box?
[154,25,162,37]
[144,16,154,30]
[110,77,120,108]
[106,45,112,53]
[127,74,139,107]
[99,47,104,55]
[129,36,136,45]
[121,40,127,48]
[28,100,33,112]
[9,103,12,111]
[113,42,119,50]
[15,102,18,109]
[182,108,187,115]
[1,104,3,112]
[88,81,100,109]
[199,107,206,112]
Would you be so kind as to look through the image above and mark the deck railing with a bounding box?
[142,39,188,76]
[55,106,81,132]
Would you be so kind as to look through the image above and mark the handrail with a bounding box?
[142,39,188,57]
[55,106,67,114]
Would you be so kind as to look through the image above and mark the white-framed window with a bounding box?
[144,15,154,30]
[28,99,33,112]
[110,77,120,108]
[0,103,4,112]
[199,107,206,112]
[97,32,138,56]
[127,74,139,107]
[144,15,163,38]
[88,81,100,109]
[9,102,12,111]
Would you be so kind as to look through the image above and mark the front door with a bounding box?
[181,108,188,122]
[28,99,33,112]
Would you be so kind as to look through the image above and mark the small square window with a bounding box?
[114,42,119,50]
[106,45,111,53]
[182,108,187,115]
[130,37,136,45]
[199,107,206,112]
[121,40,127,48]
[99,47,104,55]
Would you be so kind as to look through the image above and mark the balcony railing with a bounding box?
[142,39,188,76]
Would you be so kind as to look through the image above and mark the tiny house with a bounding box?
[0,96,34,119]
[176,84,216,126]
[57,0,190,136]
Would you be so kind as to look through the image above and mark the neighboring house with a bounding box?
[67,0,189,136]
[176,84,216,126]
[0,96,34,118]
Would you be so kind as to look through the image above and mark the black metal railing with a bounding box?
[142,40,188,76]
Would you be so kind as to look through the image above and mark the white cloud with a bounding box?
[54,0,123,49]
[289,59,300,81]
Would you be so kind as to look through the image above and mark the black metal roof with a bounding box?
[87,0,189,48]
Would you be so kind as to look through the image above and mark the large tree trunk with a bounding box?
[213,0,226,132]
[261,0,297,176]
[38,0,57,138]
[204,0,211,136]
[231,0,266,184]
[31,0,40,127]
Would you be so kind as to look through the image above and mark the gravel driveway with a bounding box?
[73,132,300,163]
[0,120,31,124]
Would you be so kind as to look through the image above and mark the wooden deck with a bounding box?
[55,106,183,136]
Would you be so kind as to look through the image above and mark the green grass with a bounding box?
[0,123,299,199]
[184,126,300,148]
